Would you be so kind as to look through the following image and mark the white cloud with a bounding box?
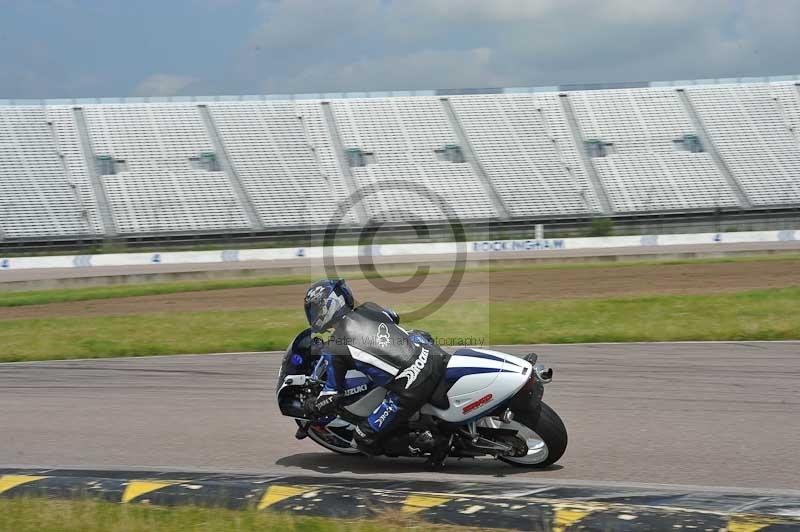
[246,0,378,51]
[132,74,196,97]
[265,47,502,93]
[3,0,799,98]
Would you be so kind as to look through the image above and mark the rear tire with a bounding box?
[500,402,568,468]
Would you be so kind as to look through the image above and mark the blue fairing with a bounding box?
[344,376,370,391]
[354,360,394,387]
[341,375,373,405]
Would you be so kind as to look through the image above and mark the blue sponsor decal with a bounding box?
[221,250,239,262]
[345,383,369,397]
[344,376,370,392]
[0,258,9,269]
[368,393,399,430]
[151,253,161,263]
[472,239,566,252]
[296,248,305,257]
[73,255,92,267]
[713,234,722,243]
[341,376,372,406]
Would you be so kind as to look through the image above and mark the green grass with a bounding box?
[0,498,472,532]
[0,276,313,308]
[2,253,799,308]
[1,287,797,362]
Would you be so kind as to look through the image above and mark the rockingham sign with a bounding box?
[472,239,566,252]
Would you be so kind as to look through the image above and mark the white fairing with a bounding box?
[339,349,531,424]
[421,349,531,422]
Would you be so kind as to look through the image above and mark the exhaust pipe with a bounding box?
[533,363,553,384]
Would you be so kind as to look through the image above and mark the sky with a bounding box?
[1,0,799,99]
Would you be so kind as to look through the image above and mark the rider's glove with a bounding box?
[310,336,325,356]
[305,391,344,419]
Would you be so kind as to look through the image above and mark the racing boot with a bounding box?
[353,423,384,456]
[424,433,452,470]
[409,430,437,455]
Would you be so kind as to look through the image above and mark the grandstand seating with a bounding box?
[209,101,355,227]
[330,97,498,222]
[687,82,800,207]
[44,107,104,235]
[81,104,251,234]
[568,88,739,212]
[450,93,603,217]
[0,107,100,238]
[0,78,798,239]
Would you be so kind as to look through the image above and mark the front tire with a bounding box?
[499,402,568,468]
[296,420,363,456]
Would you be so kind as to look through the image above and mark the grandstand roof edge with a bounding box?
[1,74,799,107]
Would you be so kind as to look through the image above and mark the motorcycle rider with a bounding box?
[300,279,446,456]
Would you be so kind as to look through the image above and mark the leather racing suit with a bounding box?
[315,302,446,451]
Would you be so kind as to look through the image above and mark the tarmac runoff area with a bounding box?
[2,341,799,529]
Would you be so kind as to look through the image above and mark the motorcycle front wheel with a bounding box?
[297,420,363,455]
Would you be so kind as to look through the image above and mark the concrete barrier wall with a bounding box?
[1,230,797,272]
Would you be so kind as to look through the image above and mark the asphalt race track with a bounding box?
[1,342,798,491]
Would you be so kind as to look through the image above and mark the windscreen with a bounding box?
[276,328,315,393]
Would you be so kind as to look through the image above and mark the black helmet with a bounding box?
[304,279,354,332]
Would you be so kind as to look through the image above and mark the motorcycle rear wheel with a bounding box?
[498,402,567,468]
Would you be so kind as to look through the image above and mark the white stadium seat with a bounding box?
[568,88,738,212]
[449,93,603,216]
[687,82,800,207]
[0,78,799,239]
[330,97,498,222]
[208,101,356,227]
[81,104,251,234]
[0,107,101,238]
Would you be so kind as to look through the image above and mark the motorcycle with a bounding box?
[276,328,568,468]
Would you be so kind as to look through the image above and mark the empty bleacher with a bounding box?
[44,107,105,235]
[568,88,740,212]
[82,103,251,234]
[0,107,100,238]
[208,101,354,227]
[329,97,498,222]
[687,82,800,207]
[450,93,603,217]
[1,77,799,242]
